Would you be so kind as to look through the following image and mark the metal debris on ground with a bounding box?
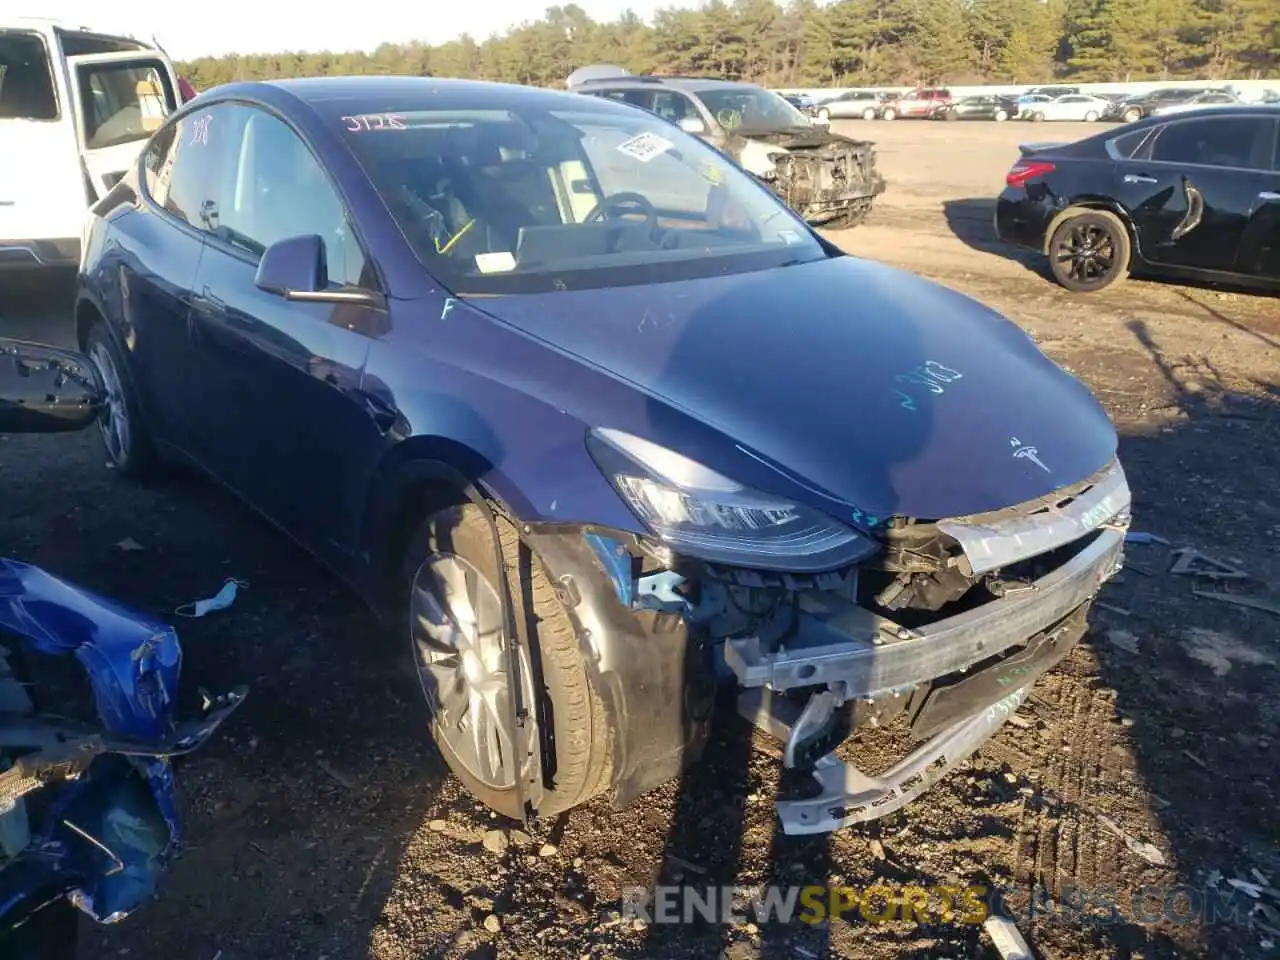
[315,758,353,790]
[1193,587,1280,619]
[982,914,1032,960]
[114,536,145,551]
[1096,601,1132,616]
[1169,548,1248,581]
[1125,531,1171,545]
[1097,814,1167,866]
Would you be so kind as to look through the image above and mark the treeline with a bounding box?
[179,0,1280,92]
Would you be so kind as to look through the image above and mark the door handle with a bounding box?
[1123,174,1158,184]
[1259,191,1280,201]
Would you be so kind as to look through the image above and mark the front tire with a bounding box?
[403,504,612,819]
[1047,209,1131,293]
[1084,110,1099,121]
[1123,107,1141,122]
[994,109,1008,122]
[818,108,830,123]
[881,107,896,120]
[1031,111,1045,122]
[85,322,156,479]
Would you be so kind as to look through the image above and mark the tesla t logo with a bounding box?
[1010,437,1051,474]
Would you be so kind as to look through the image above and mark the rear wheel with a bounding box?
[403,504,612,819]
[1047,209,1131,293]
[85,322,156,479]
[861,107,876,121]
[881,107,896,120]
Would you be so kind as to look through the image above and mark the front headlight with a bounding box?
[587,428,878,572]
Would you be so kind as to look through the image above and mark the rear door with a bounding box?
[0,28,84,250]
[1236,119,1280,279]
[66,51,178,200]
[1114,114,1276,273]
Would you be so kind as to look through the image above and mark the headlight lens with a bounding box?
[587,428,878,572]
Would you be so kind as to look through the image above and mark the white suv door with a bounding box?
[66,50,179,200]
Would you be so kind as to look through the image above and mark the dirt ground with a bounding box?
[1,117,1278,960]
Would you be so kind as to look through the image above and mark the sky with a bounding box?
[37,1,701,62]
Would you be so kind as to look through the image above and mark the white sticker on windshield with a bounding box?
[778,230,802,245]
[475,251,516,274]
[616,132,674,163]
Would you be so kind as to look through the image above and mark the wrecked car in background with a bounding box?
[0,340,244,957]
[572,70,885,228]
[79,76,1127,839]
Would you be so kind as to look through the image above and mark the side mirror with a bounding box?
[0,340,104,434]
[254,235,384,307]
[678,116,707,135]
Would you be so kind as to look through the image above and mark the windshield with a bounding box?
[0,31,58,121]
[693,87,811,134]
[336,100,825,295]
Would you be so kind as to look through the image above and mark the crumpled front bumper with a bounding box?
[0,558,245,931]
[726,462,1130,834]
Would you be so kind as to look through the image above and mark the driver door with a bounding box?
[67,51,179,200]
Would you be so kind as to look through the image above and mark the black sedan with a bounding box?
[932,95,1018,122]
[995,106,1280,292]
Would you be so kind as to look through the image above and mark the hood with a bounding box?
[744,127,872,151]
[468,256,1117,521]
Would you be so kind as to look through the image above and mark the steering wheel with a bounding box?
[584,192,658,231]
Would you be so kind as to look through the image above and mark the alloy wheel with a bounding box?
[1053,221,1116,286]
[409,552,536,790]
[88,341,131,466]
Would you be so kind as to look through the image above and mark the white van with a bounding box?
[0,18,180,270]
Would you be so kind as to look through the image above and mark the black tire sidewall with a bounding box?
[86,323,153,478]
[1048,211,1131,293]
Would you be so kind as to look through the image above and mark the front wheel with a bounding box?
[1047,209,1131,293]
[1031,111,1045,122]
[881,107,896,120]
[1084,110,1099,121]
[818,108,830,123]
[403,504,613,819]
[85,322,156,479]
[994,109,1008,122]
[1123,107,1141,122]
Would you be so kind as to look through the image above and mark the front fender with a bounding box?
[524,527,714,808]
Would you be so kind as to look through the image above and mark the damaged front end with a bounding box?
[0,559,244,949]
[737,129,887,229]
[582,458,1130,835]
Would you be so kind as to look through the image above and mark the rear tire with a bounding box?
[85,322,157,480]
[1047,209,1131,294]
[402,504,612,819]
[861,107,876,121]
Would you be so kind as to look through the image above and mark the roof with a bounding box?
[574,75,764,93]
[0,17,126,36]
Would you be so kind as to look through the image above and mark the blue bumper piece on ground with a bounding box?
[0,558,244,928]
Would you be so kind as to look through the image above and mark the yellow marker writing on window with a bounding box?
[435,219,476,255]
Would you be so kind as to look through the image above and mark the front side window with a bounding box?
[77,60,174,149]
[1150,116,1271,170]
[692,87,810,134]
[0,30,58,120]
[334,99,824,295]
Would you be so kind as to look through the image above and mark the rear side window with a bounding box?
[1150,116,1273,170]
[1109,127,1154,159]
[0,30,58,120]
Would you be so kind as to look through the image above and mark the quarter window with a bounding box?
[76,60,174,149]
[142,105,242,230]
[0,30,58,120]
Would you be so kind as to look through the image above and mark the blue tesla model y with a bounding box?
[76,76,1131,834]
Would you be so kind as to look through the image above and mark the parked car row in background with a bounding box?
[808,83,1280,124]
